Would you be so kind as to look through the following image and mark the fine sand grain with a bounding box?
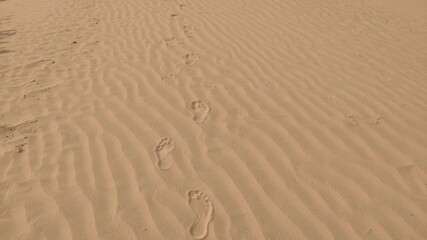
[1,0,426,239]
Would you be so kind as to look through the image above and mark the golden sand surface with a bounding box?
[1,0,426,239]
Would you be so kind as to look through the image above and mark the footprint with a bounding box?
[16,143,26,153]
[191,100,210,123]
[161,73,177,87]
[187,189,214,240]
[161,73,176,82]
[185,53,199,66]
[154,138,175,170]
[345,115,359,127]
[165,36,178,47]
[170,14,182,21]
[183,25,193,34]
[177,0,187,9]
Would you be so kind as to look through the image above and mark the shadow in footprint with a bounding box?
[187,189,214,240]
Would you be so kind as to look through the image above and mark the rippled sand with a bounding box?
[1,0,426,239]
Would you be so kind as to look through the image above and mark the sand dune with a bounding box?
[1,0,426,239]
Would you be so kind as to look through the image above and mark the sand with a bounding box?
[1,0,426,239]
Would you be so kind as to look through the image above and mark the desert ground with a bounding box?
[1,0,426,239]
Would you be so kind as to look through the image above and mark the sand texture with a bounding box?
[1,0,427,239]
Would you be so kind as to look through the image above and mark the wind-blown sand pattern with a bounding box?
[1,0,426,239]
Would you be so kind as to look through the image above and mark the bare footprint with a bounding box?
[161,73,176,82]
[170,14,182,21]
[185,53,199,66]
[183,25,193,34]
[187,189,214,240]
[165,36,178,47]
[161,73,177,87]
[179,3,186,9]
[191,100,210,123]
[154,138,175,170]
